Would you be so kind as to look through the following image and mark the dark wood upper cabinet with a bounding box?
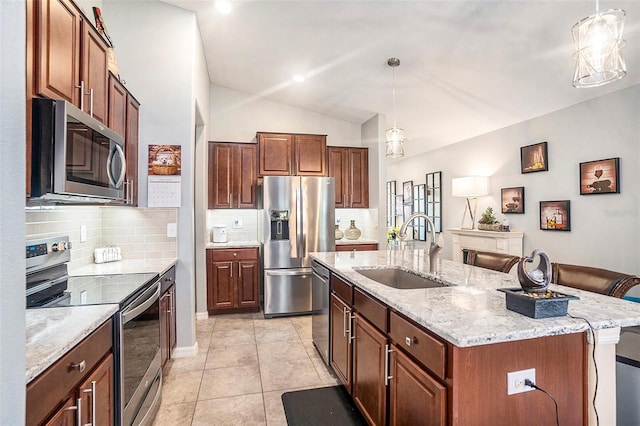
[108,74,140,205]
[34,0,108,123]
[257,132,326,176]
[327,147,369,208]
[208,142,257,209]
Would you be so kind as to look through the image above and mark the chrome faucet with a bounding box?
[398,213,442,273]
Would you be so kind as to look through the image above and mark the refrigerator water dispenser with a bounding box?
[270,210,290,240]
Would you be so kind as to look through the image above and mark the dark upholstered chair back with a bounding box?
[551,263,640,298]
[464,250,520,273]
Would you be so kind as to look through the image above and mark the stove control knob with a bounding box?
[52,241,69,252]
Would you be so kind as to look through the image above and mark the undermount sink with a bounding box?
[353,267,447,289]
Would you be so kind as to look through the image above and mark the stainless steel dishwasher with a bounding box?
[311,260,331,366]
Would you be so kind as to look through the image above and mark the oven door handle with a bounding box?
[122,282,160,324]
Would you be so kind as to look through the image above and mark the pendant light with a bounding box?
[572,0,626,88]
[386,58,406,158]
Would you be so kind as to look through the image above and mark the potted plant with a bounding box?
[478,207,501,231]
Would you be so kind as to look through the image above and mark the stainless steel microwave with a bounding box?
[30,98,127,204]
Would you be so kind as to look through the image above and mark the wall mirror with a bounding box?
[426,171,442,233]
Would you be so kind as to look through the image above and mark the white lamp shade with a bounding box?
[452,176,489,197]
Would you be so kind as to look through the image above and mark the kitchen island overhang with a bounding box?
[311,249,640,426]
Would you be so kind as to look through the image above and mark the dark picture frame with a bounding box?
[579,157,620,195]
[402,180,413,204]
[501,187,525,214]
[539,200,570,231]
[520,141,548,174]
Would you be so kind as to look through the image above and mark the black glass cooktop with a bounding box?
[59,273,159,307]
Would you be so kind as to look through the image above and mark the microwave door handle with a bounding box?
[107,144,126,188]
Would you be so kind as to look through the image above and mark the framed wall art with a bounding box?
[402,180,413,204]
[539,200,570,231]
[501,187,525,214]
[579,157,619,195]
[520,141,548,174]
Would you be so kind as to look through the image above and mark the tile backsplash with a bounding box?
[26,206,177,269]
[207,208,379,243]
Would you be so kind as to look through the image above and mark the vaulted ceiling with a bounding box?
[162,0,640,158]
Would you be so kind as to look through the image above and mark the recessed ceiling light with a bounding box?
[215,0,232,15]
[293,75,305,83]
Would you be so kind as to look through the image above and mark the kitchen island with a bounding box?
[311,249,640,426]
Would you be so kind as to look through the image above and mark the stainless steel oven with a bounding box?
[119,279,162,426]
[26,236,163,425]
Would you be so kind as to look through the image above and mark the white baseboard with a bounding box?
[171,341,199,358]
[195,311,209,321]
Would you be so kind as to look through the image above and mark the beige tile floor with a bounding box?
[153,312,338,426]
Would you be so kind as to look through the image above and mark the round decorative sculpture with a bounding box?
[344,220,361,240]
[517,249,552,294]
[335,225,344,240]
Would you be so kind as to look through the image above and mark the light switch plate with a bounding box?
[167,223,177,238]
[80,225,87,242]
[233,219,243,229]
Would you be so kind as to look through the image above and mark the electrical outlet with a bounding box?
[167,223,177,238]
[233,219,243,229]
[507,368,535,395]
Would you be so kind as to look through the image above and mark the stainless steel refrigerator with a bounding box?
[261,176,335,317]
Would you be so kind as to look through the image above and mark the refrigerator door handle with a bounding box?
[265,268,312,277]
[296,186,303,259]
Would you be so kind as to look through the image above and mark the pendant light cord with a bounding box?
[392,67,398,127]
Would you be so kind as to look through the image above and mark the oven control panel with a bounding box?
[26,236,72,272]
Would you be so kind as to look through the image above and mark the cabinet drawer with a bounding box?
[353,289,387,333]
[331,274,353,305]
[389,312,446,380]
[160,265,176,293]
[336,244,379,252]
[210,247,258,261]
[26,319,113,426]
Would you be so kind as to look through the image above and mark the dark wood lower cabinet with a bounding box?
[330,293,352,392]
[389,347,446,426]
[352,313,387,426]
[207,248,260,314]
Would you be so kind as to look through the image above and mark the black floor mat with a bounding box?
[281,385,368,426]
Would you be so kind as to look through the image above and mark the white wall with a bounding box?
[388,85,640,283]
[362,113,387,243]
[104,0,209,352]
[0,0,26,423]
[210,84,362,145]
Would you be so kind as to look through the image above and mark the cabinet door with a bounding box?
[208,143,233,208]
[294,135,326,176]
[352,313,387,426]
[78,353,114,426]
[159,292,170,368]
[258,134,293,176]
[329,293,352,392]
[43,396,77,426]
[108,74,127,137]
[35,0,82,104]
[327,147,347,208]
[125,95,140,205]
[389,347,446,426]
[207,260,234,310]
[237,260,259,307]
[235,144,257,208]
[81,22,109,123]
[348,148,369,208]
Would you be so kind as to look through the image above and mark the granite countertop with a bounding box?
[206,241,261,249]
[311,250,640,347]
[26,305,118,383]
[336,238,379,245]
[69,258,177,276]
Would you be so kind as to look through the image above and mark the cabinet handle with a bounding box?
[82,380,97,426]
[76,81,85,111]
[384,344,394,386]
[167,292,172,314]
[230,263,233,278]
[349,313,355,341]
[63,397,82,425]
[164,277,174,283]
[405,336,416,346]
[239,265,242,279]
[228,193,231,207]
[70,360,86,373]
[343,307,348,337]
[89,88,94,117]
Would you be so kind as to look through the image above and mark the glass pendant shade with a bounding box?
[572,9,626,88]
[385,126,405,158]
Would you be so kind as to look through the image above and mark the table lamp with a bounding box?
[452,176,489,229]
